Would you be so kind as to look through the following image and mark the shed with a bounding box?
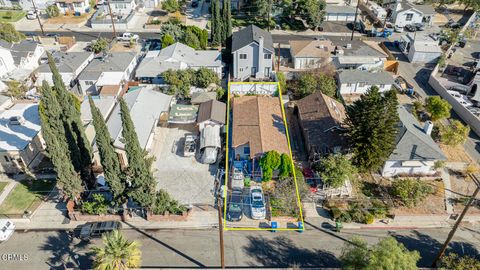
[168,104,199,124]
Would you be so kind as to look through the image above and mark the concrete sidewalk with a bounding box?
[0,182,16,206]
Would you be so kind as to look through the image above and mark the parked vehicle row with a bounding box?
[226,186,266,222]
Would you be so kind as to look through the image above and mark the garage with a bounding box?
[325,5,356,22]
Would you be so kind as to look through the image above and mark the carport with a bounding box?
[325,5,356,22]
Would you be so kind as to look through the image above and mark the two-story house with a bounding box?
[0,40,44,71]
[390,1,435,28]
[232,25,274,81]
[77,52,137,95]
[55,0,90,14]
[289,39,335,70]
[0,46,16,78]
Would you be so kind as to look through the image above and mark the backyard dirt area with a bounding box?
[440,144,475,163]
[151,124,216,205]
[110,42,141,53]
[449,173,480,215]
[45,11,93,24]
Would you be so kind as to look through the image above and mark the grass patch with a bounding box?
[0,182,8,194]
[0,10,26,22]
[0,179,55,215]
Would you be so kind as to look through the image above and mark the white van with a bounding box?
[0,219,15,242]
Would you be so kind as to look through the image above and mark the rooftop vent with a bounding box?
[346,43,352,49]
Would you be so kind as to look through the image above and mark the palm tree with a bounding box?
[91,230,141,270]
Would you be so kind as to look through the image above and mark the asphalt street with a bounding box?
[0,225,479,269]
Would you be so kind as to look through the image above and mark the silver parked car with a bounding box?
[249,187,266,220]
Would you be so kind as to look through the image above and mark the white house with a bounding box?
[77,52,137,95]
[325,5,356,22]
[391,1,435,28]
[332,40,388,71]
[0,103,47,174]
[0,46,15,78]
[0,40,44,71]
[35,51,94,89]
[136,42,223,84]
[289,39,335,70]
[196,99,226,131]
[399,33,442,64]
[104,0,136,15]
[55,0,91,14]
[232,25,274,81]
[337,70,394,95]
[382,106,446,177]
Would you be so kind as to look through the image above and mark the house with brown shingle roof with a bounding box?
[197,99,226,130]
[232,96,289,159]
[289,39,335,70]
[296,92,347,160]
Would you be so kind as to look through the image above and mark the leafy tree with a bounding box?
[151,189,187,215]
[277,72,287,94]
[211,0,223,45]
[89,0,96,8]
[161,34,175,49]
[119,99,157,208]
[249,0,269,23]
[426,96,452,121]
[0,22,25,43]
[5,80,27,99]
[270,169,309,217]
[341,237,420,270]
[199,29,208,49]
[81,193,109,215]
[279,153,293,178]
[162,0,180,13]
[160,23,183,41]
[316,73,336,97]
[345,87,399,172]
[260,151,281,181]
[91,230,141,270]
[194,67,220,87]
[90,38,109,54]
[216,87,225,99]
[222,0,232,40]
[439,253,480,270]
[47,53,92,181]
[39,81,83,200]
[299,0,326,30]
[392,178,434,208]
[89,96,125,203]
[458,0,480,11]
[183,28,200,49]
[162,69,193,97]
[295,72,317,97]
[317,154,356,188]
[184,26,208,49]
[439,119,470,146]
[46,5,60,18]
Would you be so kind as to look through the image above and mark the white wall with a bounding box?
[393,9,423,27]
[339,82,392,94]
[18,46,44,70]
[408,49,441,64]
[56,0,90,14]
[0,48,15,78]
[233,43,273,81]
[36,72,74,87]
[382,160,436,177]
[293,57,324,70]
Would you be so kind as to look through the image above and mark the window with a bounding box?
[358,82,365,87]
[346,83,352,87]
[3,156,9,162]
[239,54,247,59]
[379,84,385,88]
[244,147,250,155]
[265,67,270,77]
[264,54,271,59]
[239,68,243,72]
[406,13,413,21]
[85,81,94,86]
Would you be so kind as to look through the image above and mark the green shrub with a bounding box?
[331,207,342,220]
[46,5,60,18]
[392,178,434,208]
[81,194,109,215]
[244,177,251,187]
[338,212,352,223]
[365,212,375,224]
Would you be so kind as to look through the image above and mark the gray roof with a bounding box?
[0,40,40,66]
[78,52,136,81]
[136,43,222,78]
[398,2,435,15]
[232,25,274,53]
[337,70,394,85]
[326,5,356,14]
[37,51,93,73]
[389,106,446,161]
[191,91,217,104]
[106,86,173,149]
[334,39,387,58]
[80,96,116,123]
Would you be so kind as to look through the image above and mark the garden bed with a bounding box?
[0,10,26,22]
[0,179,55,217]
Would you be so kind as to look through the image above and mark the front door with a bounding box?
[251,67,257,76]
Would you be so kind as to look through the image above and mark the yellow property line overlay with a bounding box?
[223,81,305,231]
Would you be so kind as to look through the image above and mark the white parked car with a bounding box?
[118,32,139,42]
[250,187,266,220]
[394,25,404,33]
[0,219,15,242]
[26,10,37,20]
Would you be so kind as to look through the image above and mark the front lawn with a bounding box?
[0,10,26,22]
[0,182,8,194]
[0,179,55,215]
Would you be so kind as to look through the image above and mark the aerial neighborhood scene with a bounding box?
[0,0,479,268]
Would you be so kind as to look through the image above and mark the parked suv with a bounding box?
[78,221,121,240]
[249,187,266,220]
[227,190,243,222]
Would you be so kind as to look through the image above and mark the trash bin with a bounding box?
[271,221,277,232]
[297,221,304,233]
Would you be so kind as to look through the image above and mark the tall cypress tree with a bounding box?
[89,96,125,202]
[39,81,83,199]
[211,0,223,45]
[344,86,399,172]
[119,98,156,208]
[222,0,232,41]
[47,53,92,180]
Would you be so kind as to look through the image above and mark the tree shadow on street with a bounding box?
[242,235,340,268]
[40,231,92,269]
[390,230,479,267]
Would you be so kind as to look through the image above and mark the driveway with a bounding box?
[152,124,216,205]
[185,0,210,29]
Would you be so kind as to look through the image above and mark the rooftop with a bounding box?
[389,106,446,161]
[135,43,222,78]
[333,39,388,58]
[37,51,93,73]
[326,5,356,13]
[168,104,199,124]
[197,99,226,125]
[0,40,40,66]
[107,86,173,150]
[78,52,136,81]
[191,91,217,105]
[337,70,394,85]
[232,24,274,53]
[0,103,41,152]
[289,39,335,58]
[232,96,289,158]
[80,96,116,123]
[398,2,436,14]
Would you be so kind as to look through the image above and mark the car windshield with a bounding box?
[252,195,263,208]
[229,203,241,212]
[1,226,6,233]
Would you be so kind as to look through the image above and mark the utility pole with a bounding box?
[217,197,225,269]
[106,0,117,38]
[267,0,272,32]
[277,43,280,71]
[31,0,44,36]
[431,174,480,267]
[351,0,361,41]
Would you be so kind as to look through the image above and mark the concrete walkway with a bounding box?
[0,182,16,206]
[442,168,455,214]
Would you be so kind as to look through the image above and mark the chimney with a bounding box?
[424,121,434,136]
[257,36,264,78]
